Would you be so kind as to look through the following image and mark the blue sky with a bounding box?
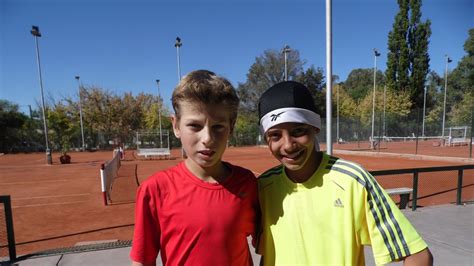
[1,0,472,113]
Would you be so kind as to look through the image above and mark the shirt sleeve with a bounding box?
[362,172,428,265]
[130,181,161,264]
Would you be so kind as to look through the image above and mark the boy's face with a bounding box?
[265,122,319,178]
[172,101,234,172]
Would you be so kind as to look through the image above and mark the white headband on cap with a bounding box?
[260,107,321,134]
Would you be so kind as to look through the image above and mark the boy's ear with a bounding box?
[171,115,180,138]
[229,118,236,135]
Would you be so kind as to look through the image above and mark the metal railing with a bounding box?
[370,164,474,211]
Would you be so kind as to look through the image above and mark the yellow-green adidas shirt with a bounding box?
[257,153,427,265]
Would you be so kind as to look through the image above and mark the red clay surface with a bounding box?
[0,146,473,256]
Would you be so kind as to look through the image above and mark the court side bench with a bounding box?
[386,187,413,209]
[136,148,171,159]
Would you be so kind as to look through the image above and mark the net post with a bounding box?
[100,163,108,206]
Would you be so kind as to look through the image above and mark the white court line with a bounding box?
[0,179,69,185]
[14,193,91,200]
[12,200,89,209]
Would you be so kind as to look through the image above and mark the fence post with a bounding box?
[412,171,419,211]
[1,195,16,262]
[457,169,463,205]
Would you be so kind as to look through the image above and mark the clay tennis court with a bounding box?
[1,144,473,256]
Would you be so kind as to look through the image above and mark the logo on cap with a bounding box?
[270,111,285,122]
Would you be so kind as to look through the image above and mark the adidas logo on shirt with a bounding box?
[334,198,344,208]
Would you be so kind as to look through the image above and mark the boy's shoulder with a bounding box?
[325,155,367,173]
[225,162,255,176]
[141,162,184,186]
[258,165,284,180]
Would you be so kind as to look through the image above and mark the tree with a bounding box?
[447,29,474,102]
[446,28,474,127]
[357,88,412,125]
[237,48,305,113]
[296,65,326,116]
[342,68,385,102]
[332,84,357,118]
[0,100,28,152]
[386,0,431,109]
[47,100,76,151]
[449,92,473,127]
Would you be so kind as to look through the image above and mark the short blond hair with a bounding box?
[172,70,240,122]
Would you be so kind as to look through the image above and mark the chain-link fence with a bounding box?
[230,107,473,158]
[318,107,473,158]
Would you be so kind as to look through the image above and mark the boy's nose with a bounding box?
[201,127,213,145]
[282,134,296,151]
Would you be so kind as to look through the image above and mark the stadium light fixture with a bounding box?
[371,48,381,149]
[441,55,452,139]
[282,45,291,81]
[75,76,86,151]
[31,25,52,165]
[156,79,163,148]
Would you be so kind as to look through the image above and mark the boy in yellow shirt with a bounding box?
[257,81,433,265]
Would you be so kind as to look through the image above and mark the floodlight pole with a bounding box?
[441,55,451,139]
[325,0,333,155]
[383,85,387,137]
[31,25,52,165]
[336,85,339,143]
[156,79,163,148]
[422,86,427,137]
[175,37,186,158]
[75,76,86,151]
[282,45,291,81]
[175,37,182,81]
[371,48,380,149]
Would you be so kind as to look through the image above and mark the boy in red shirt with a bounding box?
[131,70,259,265]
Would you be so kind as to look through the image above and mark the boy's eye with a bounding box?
[291,127,309,137]
[266,132,281,141]
[212,124,226,131]
[187,123,202,130]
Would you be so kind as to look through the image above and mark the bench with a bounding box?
[386,187,413,209]
[136,148,171,159]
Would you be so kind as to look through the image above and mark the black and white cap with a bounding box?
[258,81,321,134]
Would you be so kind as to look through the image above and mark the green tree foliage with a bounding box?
[386,0,431,108]
[296,65,326,116]
[357,87,412,125]
[332,84,357,118]
[446,28,474,127]
[47,100,76,151]
[237,48,305,113]
[0,100,28,152]
[235,48,308,145]
[449,92,473,126]
[342,68,385,102]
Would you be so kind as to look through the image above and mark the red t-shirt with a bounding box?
[130,161,258,265]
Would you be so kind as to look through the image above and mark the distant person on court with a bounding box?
[130,70,259,266]
[256,81,433,265]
